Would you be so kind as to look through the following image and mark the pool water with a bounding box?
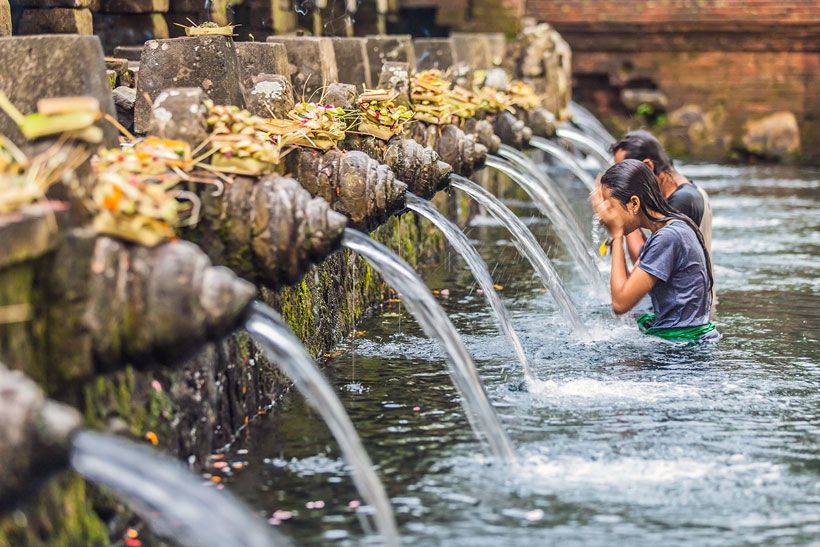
[224,163,820,545]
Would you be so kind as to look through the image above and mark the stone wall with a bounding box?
[525,1,820,161]
[0,208,446,545]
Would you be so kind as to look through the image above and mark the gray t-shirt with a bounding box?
[637,220,711,329]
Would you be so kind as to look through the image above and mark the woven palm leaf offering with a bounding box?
[355,89,414,141]
[446,85,482,121]
[175,19,239,37]
[0,92,103,144]
[205,102,294,176]
[410,70,453,125]
[507,81,541,110]
[284,101,348,150]
[88,138,200,246]
[477,85,515,115]
[0,136,88,215]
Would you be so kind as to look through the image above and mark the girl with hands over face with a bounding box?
[590,160,718,342]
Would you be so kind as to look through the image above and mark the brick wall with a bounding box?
[528,0,820,160]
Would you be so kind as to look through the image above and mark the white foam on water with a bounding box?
[515,453,782,487]
[525,376,700,402]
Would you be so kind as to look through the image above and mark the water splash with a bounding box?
[490,150,607,297]
[529,136,597,192]
[245,303,400,546]
[556,127,613,171]
[406,193,534,382]
[71,430,287,547]
[342,228,517,463]
[450,175,587,337]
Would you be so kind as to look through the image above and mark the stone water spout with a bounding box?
[285,148,407,232]
[192,174,348,287]
[0,363,81,511]
[373,62,488,175]
[48,231,257,377]
[0,208,256,384]
[321,82,453,199]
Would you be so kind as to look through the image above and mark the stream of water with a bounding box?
[489,151,607,297]
[451,175,587,336]
[223,162,819,545]
[342,228,516,463]
[245,302,399,546]
[555,126,614,171]
[70,430,285,547]
[568,101,616,148]
[406,192,533,381]
[529,136,597,192]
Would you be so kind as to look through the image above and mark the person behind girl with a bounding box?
[590,159,719,342]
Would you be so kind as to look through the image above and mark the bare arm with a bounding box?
[625,229,646,265]
[609,234,657,314]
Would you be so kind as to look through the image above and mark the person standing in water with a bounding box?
[590,160,719,342]
[610,130,716,309]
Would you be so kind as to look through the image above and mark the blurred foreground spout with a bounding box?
[0,363,81,511]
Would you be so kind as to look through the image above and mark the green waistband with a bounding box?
[637,313,716,341]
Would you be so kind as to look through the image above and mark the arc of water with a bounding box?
[556,126,614,171]
[245,302,400,547]
[496,145,590,241]
[569,101,616,147]
[71,430,289,547]
[406,193,534,382]
[450,175,588,338]
[487,154,608,297]
[342,228,517,463]
[529,136,597,192]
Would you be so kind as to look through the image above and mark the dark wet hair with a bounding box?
[601,159,713,291]
[610,130,673,176]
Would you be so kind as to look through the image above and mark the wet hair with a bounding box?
[610,130,673,177]
[600,159,713,291]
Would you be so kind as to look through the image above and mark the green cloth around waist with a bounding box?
[637,313,716,341]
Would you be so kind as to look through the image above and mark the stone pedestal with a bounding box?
[134,35,245,133]
[266,36,338,100]
[414,37,456,72]
[365,35,416,88]
[234,41,291,92]
[0,35,117,147]
[18,7,93,34]
[331,37,371,91]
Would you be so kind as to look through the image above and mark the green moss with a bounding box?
[0,476,109,547]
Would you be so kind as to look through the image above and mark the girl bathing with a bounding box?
[590,159,719,342]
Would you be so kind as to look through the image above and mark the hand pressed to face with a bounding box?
[589,185,626,238]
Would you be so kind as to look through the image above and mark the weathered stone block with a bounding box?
[14,0,91,7]
[98,0,169,12]
[112,85,136,129]
[0,35,118,147]
[245,74,293,119]
[414,37,456,71]
[266,36,338,100]
[377,62,411,109]
[0,0,10,36]
[112,44,143,60]
[134,35,245,133]
[485,32,506,66]
[331,37,371,91]
[451,32,491,71]
[18,7,93,35]
[365,35,416,88]
[742,111,800,160]
[145,87,207,146]
[234,41,291,93]
[322,82,356,109]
